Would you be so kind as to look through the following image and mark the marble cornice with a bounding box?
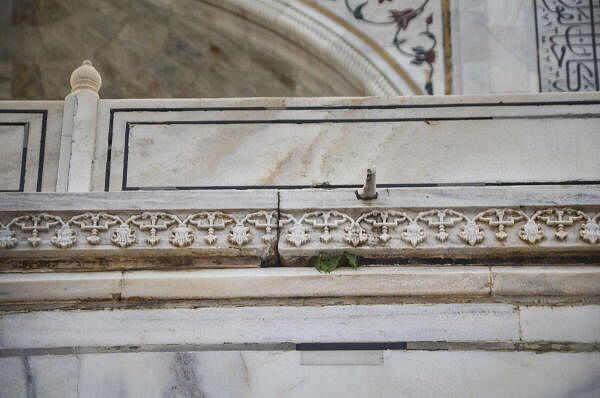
[0,186,599,271]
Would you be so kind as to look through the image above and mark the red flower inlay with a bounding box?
[424,49,436,63]
[389,9,418,30]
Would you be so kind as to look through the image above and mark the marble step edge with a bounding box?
[0,266,599,303]
[2,341,599,359]
[1,303,599,348]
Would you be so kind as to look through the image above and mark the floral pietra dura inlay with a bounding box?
[342,0,439,94]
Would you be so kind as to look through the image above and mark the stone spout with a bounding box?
[356,167,377,200]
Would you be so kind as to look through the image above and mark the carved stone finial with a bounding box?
[70,60,102,93]
[356,167,378,200]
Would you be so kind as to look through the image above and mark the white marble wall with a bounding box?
[451,0,539,94]
[1,351,599,398]
[0,101,63,192]
[0,124,24,191]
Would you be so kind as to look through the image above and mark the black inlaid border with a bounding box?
[297,342,407,351]
[533,0,542,92]
[0,110,47,192]
[105,100,600,191]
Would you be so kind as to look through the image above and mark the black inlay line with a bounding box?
[106,101,600,191]
[590,0,600,90]
[128,113,600,126]
[36,110,47,192]
[122,180,600,191]
[0,109,50,114]
[1,342,598,357]
[20,123,29,192]
[0,110,47,192]
[533,0,542,92]
[296,342,408,351]
[122,122,130,191]
[105,99,600,113]
[130,116,493,126]
[105,109,115,192]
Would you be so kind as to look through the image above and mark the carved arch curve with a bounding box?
[203,0,412,96]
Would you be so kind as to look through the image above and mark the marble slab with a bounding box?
[93,93,600,191]
[0,124,25,191]
[452,0,539,94]
[520,305,600,343]
[1,351,599,398]
[0,304,520,348]
[0,101,63,192]
[3,265,600,303]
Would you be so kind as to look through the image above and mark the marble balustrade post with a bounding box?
[56,60,102,192]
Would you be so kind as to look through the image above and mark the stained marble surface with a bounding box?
[124,117,600,188]
[1,351,599,397]
[0,0,363,100]
[97,95,600,190]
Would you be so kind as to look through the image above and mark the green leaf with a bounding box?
[344,252,358,269]
[330,255,343,269]
[310,252,359,273]
[309,255,320,268]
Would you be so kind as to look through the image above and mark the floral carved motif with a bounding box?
[580,213,600,244]
[0,211,277,250]
[280,214,311,247]
[279,208,600,249]
[1,208,599,251]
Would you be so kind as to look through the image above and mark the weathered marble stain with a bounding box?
[167,353,204,398]
[23,357,36,398]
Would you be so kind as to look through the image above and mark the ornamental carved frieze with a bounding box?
[0,211,277,251]
[1,207,599,253]
[278,208,600,249]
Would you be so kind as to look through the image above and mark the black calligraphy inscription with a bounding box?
[536,0,600,91]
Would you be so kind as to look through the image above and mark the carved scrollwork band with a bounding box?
[279,208,600,248]
[1,207,599,251]
[0,211,277,250]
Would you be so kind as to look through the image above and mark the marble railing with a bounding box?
[1,63,599,305]
[1,62,599,193]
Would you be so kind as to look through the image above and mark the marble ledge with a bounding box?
[95,91,600,108]
[0,303,523,348]
[1,266,599,304]
[1,304,599,348]
[0,186,599,270]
